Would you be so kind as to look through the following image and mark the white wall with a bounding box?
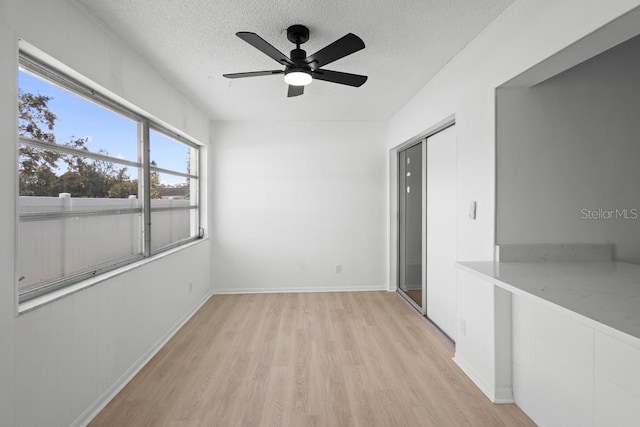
[387,0,640,265]
[0,1,212,426]
[211,121,387,293]
[386,0,640,347]
[385,0,640,419]
[497,34,640,263]
[4,0,640,424]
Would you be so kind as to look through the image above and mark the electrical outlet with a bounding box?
[188,282,193,293]
[460,319,467,335]
[336,264,342,273]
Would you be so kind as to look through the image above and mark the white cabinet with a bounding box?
[457,261,640,426]
[594,332,640,425]
[513,295,640,427]
[454,268,513,402]
[512,294,594,426]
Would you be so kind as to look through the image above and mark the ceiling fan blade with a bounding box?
[288,85,304,97]
[236,32,295,66]
[311,69,368,87]
[305,33,365,69]
[223,70,284,79]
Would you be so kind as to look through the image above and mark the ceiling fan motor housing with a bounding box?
[289,48,309,69]
[287,25,309,45]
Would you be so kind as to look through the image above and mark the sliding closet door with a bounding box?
[398,142,424,309]
[426,125,457,340]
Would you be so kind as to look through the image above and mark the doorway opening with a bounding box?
[398,141,423,310]
[394,122,457,342]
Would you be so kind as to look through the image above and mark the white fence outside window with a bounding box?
[19,195,192,293]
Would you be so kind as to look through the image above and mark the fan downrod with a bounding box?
[287,25,309,46]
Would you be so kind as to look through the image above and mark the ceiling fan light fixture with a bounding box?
[223,26,367,97]
[284,69,312,86]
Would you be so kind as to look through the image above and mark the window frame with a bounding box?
[147,123,201,256]
[17,51,203,303]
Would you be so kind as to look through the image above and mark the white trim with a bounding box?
[494,387,515,404]
[71,290,213,427]
[392,115,456,152]
[420,138,427,315]
[212,285,386,295]
[452,356,513,403]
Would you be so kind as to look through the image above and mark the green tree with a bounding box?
[59,148,129,197]
[150,160,161,199]
[18,89,137,198]
[107,179,139,198]
[18,90,62,196]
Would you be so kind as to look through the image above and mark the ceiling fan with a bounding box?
[223,25,367,97]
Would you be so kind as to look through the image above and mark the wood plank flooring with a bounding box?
[90,292,534,426]
[404,289,423,307]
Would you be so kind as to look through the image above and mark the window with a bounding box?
[17,52,202,303]
[149,129,199,252]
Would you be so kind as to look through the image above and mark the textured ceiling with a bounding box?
[75,0,514,121]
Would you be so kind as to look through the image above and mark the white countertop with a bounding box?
[458,261,640,345]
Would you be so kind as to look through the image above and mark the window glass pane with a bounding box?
[19,146,140,198]
[150,173,198,251]
[150,129,193,175]
[151,172,196,205]
[18,207,143,293]
[19,69,139,162]
[150,208,195,252]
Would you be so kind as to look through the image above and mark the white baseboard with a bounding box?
[452,355,514,404]
[212,285,387,294]
[71,291,213,427]
[494,387,515,404]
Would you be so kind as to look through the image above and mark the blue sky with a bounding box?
[19,70,190,185]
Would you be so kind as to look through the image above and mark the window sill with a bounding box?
[17,238,209,315]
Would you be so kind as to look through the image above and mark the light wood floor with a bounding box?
[91,292,534,426]
[403,289,423,307]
